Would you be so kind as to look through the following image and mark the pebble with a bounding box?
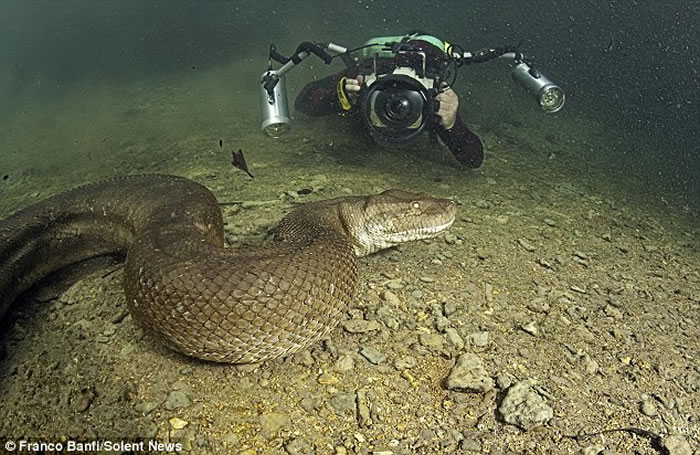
[582,444,605,455]
[496,373,515,390]
[474,199,491,209]
[169,417,188,430]
[356,389,371,427]
[443,233,459,244]
[517,238,536,252]
[382,290,401,306]
[443,300,458,316]
[498,380,554,430]
[468,331,489,348]
[134,401,157,414]
[394,356,417,370]
[582,353,600,375]
[543,218,557,227]
[318,372,339,385]
[604,304,623,319]
[343,319,382,334]
[411,289,424,299]
[360,346,386,365]
[221,432,239,446]
[376,305,399,330]
[444,327,465,350]
[434,316,451,332]
[331,392,357,414]
[459,438,482,452]
[73,389,95,412]
[419,332,444,350]
[444,353,494,393]
[259,412,291,439]
[285,437,313,455]
[640,399,658,417]
[661,434,693,455]
[385,279,404,290]
[521,321,539,336]
[165,390,192,411]
[475,247,489,259]
[299,396,321,412]
[333,354,355,372]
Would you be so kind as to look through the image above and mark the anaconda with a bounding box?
[0,174,456,363]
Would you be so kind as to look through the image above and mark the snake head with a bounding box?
[346,189,457,257]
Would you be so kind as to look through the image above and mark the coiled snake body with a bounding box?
[0,175,456,363]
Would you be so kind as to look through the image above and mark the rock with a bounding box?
[385,279,404,290]
[640,399,658,417]
[582,353,600,375]
[496,373,515,390]
[331,392,357,414]
[299,396,321,412]
[582,444,605,455]
[376,305,400,330]
[259,412,291,439]
[468,331,489,348]
[382,290,401,306]
[394,356,417,370]
[169,417,188,430]
[317,372,339,385]
[661,434,693,455]
[444,353,493,393]
[444,233,459,244]
[343,319,381,333]
[356,389,371,427]
[604,304,623,319]
[434,316,451,332]
[498,380,553,430]
[165,390,192,411]
[517,238,536,252]
[419,332,444,350]
[360,346,386,365]
[521,321,539,336]
[333,354,355,372]
[134,401,157,414]
[221,432,240,446]
[73,388,95,412]
[443,300,458,316]
[285,437,313,455]
[444,327,465,350]
[459,438,482,452]
[411,289,424,299]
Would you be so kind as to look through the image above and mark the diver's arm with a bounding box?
[294,72,345,116]
[435,113,484,168]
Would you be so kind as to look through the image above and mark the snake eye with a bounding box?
[412,201,421,209]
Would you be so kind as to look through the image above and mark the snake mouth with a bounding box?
[384,213,455,245]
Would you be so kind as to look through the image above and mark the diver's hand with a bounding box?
[435,88,459,129]
[344,75,364,104]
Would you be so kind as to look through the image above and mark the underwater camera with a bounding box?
[360,70,436,146]
[258,33,565,145]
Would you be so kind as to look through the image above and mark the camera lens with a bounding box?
[360,74,435,146]
[385,96,411,121]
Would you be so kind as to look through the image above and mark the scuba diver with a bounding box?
[294,34,484,168]
[259,31,565,169]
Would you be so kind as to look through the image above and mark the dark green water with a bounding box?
[0,0,697,203]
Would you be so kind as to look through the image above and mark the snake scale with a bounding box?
[0,174,456,363]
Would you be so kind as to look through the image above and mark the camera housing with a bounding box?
[359,67,436,146]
